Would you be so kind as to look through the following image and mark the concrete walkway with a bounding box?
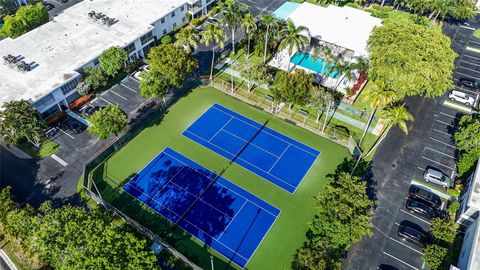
[217,63,376,134]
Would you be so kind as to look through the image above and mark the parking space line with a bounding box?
[432,129,451,136]
[459,59,480,66]
[399,209,431,225]
[455,71,480,80]
[421,156,456,170]
[460,25,476,31]
[435,119,457,129]
[428,137,456,148]
[127,75,140,83]
[469,39,480,45]
[388,237,424,255]
[457,66,480,74]
[109,89,128,100]
[439,111,459,119]
[453,84,479,95]
[121,82,138,93]
[463,54,480,61]
[417,166,425,172]
[98,96,113,105]
[58,128,75,139]
[383,252,420,270]
[424,146,456,159]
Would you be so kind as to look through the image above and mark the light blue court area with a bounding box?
[273,2,301,19]
[290,51,340,79]
[182,104,320,193]
[123,148,280,268]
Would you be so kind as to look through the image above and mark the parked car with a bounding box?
[457,77,478,90]
[62,119,85,134]
[205,17,221,26]
[406,198,444,219]
[423,168,451,190]
[408,185,442,210]
[133,65,149,80]
[398,223,430,248]
[82,106,102,117]
[42,2,55,10]
[448,90,476,106]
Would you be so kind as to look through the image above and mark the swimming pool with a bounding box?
[273,2,301,19]
[290,51,339,79]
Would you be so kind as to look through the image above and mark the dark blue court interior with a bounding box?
[183,104,320,193]
[123,148,280,268]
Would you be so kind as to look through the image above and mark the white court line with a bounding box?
[399,209,431,225]
[432,128,452,136]
[121,82,139,93]
[268,145,290,173]
[435,119,457,129]
[208,117,233,142]
[216,200,248,239]
[383,252,420,270]
[428,137,456,148]
[58,128,75,139]
[109,89,128,100]
[424,147,456,159]
[388,237,423,255]
[421,156,456,170]
[51,154,68,166]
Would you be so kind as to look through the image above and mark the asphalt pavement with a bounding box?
[344,15,480,270]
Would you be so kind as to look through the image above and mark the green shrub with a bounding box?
[370,4,393,12]
[475,29,480,39]
[345,3,362,9]
[208,6,219,15]
[190,18,201,27]
[160,34,172,45]
[185,13,192,22]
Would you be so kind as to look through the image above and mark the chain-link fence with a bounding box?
[209,78,361,155]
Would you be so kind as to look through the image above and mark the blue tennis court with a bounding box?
[123,148,280,268]
[183,104,320,193]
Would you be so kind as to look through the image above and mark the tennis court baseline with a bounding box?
[123,148,280,268]
[183,104,320,193]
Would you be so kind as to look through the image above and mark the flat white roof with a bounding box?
[0,0,186,106]
[287,3,382,56]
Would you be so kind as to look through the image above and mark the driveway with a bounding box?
[0,76,148,207]
[344,16,480,270]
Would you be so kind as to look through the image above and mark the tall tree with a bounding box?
[0,100,45,147]
[423,244,448,270]
[201,24,227,81]
[146,44,198,88]
[219,0,247,55]
[139,71,171,98]
[83,66,109,91]
[259,14,279,64]
[174,27,200,54]
[87,104,127,139]
[364,104,413,157]
[368,19,457,98]
[454,115,480,176]
[277,20,309,70]
[99,46,129,77]
[0,3,48,38]
[358,81,395,146]
[238,61,271,91]
[241,12,257,58]
[271,70,313,110]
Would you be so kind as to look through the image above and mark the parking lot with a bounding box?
[345,18,480,270]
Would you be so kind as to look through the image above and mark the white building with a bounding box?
[457,160,480,227]
[457,216,480,270]
[0,0,215,118]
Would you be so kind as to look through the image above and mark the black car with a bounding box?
[406,198,444,219]
[409,185,442,209]
[398,224,430,248]
[457,77,478,90]
[63,120,85,134]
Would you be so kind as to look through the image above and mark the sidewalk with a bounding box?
[217,63,376,134]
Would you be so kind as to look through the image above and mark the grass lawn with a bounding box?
[89,87,350,269]
[16,139,59,158]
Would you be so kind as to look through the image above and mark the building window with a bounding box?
[141,31,154,45]
[162,29,167,35]
[171,11,175,17]
[160,17,165,24]
[182,17,185,22]
[180,5,184,12]
[34,94,55,111]
[66,91,80,104]
[125,43,136,54]
[40,105,60,119]
[61,77,80,95]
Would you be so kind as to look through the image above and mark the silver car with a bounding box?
[423,168,451,190]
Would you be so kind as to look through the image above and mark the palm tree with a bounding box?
[351,56,369,74]
[333,60,351,90]
[219,0,247,55]
[200,24,227,82]
[174,27,199,54]
[358,81,395,146]
[277,20,310,70]
[259,14,279,64]
[241,12,257,59]
[364,104,413,157]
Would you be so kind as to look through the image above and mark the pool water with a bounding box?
[290,51,339,79]
[273,2,301,19]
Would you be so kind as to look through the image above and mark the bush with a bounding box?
[76,81,91,96]
[185,13,192,22]
[208,7,219,16]
[345,2,362,9]
[161,34,172,45]
[424,244,448,270]
[38,141,59,157]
